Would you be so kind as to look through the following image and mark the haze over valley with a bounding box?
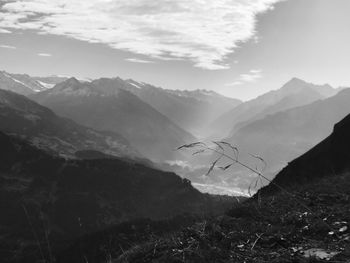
[0,70,348,196]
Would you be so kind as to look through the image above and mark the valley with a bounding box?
[1,71,348,197]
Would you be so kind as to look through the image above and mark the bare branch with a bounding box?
[177,142,206,150]
[219,163,234,171]
[218,141,239,160]
[248,153,267,172]
[206,156,222,176]
[192,149,206,155]
[212,141,224,152]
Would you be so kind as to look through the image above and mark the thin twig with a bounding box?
[180,142,337,235]
[251,233,263,251]
[206,145,336,233]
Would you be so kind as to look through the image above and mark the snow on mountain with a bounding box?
[122,78,242,137]
[0,71,61,94]
[36,80,55,89]
[31,78,196,162]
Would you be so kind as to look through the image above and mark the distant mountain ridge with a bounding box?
[30,78,196,162]
[0,88,140,160]
[1,70,241,136]
[91,77,241,137]
[1,70,241,138]
[210,78,339,138]
[226,87,350,176]
[0,71,63,94]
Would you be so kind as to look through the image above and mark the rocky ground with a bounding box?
[109,172,350,263]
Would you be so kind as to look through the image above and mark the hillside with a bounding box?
[121,79,241,137]
[1,71,241,138]
[259,113,350,195]
[82,114,350,263]
[33,75,69,89]
[210,78,337,138]
[225,87,350,176]
[67,77,241,137]
[0,71,57,94]
[30,78,196,162]
[110,173,350,262]
[0,131,238,263]
[0,88,139,159]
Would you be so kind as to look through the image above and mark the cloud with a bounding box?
[0,0,283,70]
[38,53,52,57]
[0,29,11,34]
[226,69,263,86]
[125,58,154,64]
[0,44,16,49]
[249,69,262,74]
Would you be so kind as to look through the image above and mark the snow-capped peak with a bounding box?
[3,72,41,92]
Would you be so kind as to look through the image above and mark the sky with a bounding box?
[0,0,350,101]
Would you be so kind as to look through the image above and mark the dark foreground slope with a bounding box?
[96,115,350,262]
[259,113,350,195]
[0,132,237,263]
[109,175,350,262]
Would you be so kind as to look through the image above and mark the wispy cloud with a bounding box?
[0,44,16,49]
[37,53,52,57]
[125,58,154,64]
[226,69,263,86]
[0,0,283,70]
[0,29,11,34]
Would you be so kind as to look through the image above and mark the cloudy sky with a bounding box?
[0,0,350,100]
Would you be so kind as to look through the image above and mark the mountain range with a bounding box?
[0,71,68,94]
[166,78,345,194]
[30,77,197,162]
[0,69,242,164]
[0,88,140,160]
[122,79,241,137]
[226,87,350,176]
[1,69,348,194]
[0,70,241,137]
[210,78,339,138]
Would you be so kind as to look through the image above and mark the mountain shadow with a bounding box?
[0,131,238,263]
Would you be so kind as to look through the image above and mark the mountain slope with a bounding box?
[259,112,350,195]
[122,79,241,137]
[83,77,241,137]
[0,131,236,263]
[33,75,69,89]
[0,71,35,95]
[0,71,56,94]
[226,87,350,176]
[89,113,350,263]
[0,88,139,159]
[30,78,196,162]
[210,78,337,138]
